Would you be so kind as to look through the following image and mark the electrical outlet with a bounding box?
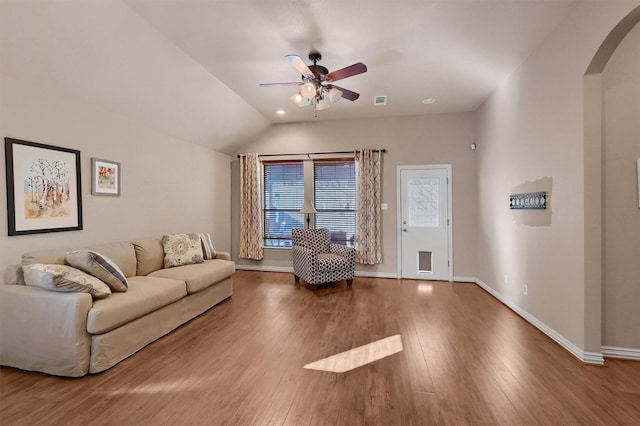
[504,274,509,284]
[523,284,528,295]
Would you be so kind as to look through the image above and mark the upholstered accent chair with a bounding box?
[291,228,356,286]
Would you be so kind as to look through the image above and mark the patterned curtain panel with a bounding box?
[355,149,383,264]
[239,153,264,260]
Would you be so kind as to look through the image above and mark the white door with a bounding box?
[398,166,451,280]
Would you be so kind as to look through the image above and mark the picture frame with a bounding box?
[5,138,83,236]
[91,158,120,196]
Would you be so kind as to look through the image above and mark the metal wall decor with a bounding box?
[510,192,546,210]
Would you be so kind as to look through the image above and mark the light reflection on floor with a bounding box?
[105,376,207,395]
[417,283,434,294]
[303,334,403,373]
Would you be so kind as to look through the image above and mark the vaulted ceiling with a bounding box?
[1,0,581,154]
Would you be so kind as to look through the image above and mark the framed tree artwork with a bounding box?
[4,138,83,236]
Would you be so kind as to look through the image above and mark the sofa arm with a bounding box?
[292,246,317,281]
[330,244,356,264]
[215,251,231,261]
[0,284,93,377]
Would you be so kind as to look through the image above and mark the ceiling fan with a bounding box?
[259,52,367,111]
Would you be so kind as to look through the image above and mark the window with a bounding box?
[263,162,304,247]
[262,159,357,248]
[314,161,356,246]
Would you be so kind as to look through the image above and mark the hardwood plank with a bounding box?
[1,271,639,425]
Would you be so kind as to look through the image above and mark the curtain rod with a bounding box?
[237,149,386,159]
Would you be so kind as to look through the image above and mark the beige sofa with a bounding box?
[0,237,234,377]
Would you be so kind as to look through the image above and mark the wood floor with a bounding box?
[1,271,639,425]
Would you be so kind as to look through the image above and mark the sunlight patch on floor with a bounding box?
[304,335,403,373]
[104,376,207,395]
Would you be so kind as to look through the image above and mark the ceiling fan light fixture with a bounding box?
[301,82,317,99]
[261,52,367,111]
[290,92,310,107]
[316,97,330,111]
[329,88,343,103]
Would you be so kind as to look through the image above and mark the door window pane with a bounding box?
[408,177,439,227]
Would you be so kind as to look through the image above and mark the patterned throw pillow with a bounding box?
[199,233,217,260]
[65,250,128,292]
[22,263,111,299]
[161,233,205,268]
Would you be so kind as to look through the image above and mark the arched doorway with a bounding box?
[584,6,640,361]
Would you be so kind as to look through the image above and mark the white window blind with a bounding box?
[263,162,304,247]
[314,161,356,246]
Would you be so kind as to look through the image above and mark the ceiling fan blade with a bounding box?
[327,85,360,101]
[285,55,315,78]
[259,82,302,87]
[325,63,367,82]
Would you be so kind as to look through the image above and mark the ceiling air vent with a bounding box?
[374,96,387,106]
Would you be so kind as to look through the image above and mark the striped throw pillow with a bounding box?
[65,250,128,292]
[199,233,217,260]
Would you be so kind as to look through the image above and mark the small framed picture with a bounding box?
[91,158,120,196]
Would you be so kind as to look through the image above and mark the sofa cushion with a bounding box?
[132,238,165,276]
[161,233,204,268]
[22,249,68,266]
[65,250,128,292]
[23,264,112,299]
[87,276,186,334]
[87,242,137,278]
[147,259,235,294]
[4,264,25,285]
[292,228,331,254]
[317,253,352,272]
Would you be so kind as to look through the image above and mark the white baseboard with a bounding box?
[235,264,398,279]
[354,271,398,279]
[601,346,640,360]
[475,278,604,365]
[453,276,477,283]
[235,264,293,273]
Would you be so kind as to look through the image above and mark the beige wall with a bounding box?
[601,22,640,349]
[475,1,639,355]
[231,113,477,278]
[0,73,231,270]
[0,0,270,154]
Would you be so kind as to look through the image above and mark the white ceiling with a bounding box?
[1,1,581,153]
[125,0,580,123]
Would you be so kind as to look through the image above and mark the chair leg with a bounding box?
[294,275,300,284]
[347,278,353,286]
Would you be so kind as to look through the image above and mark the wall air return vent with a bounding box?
[374,96,387,106]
